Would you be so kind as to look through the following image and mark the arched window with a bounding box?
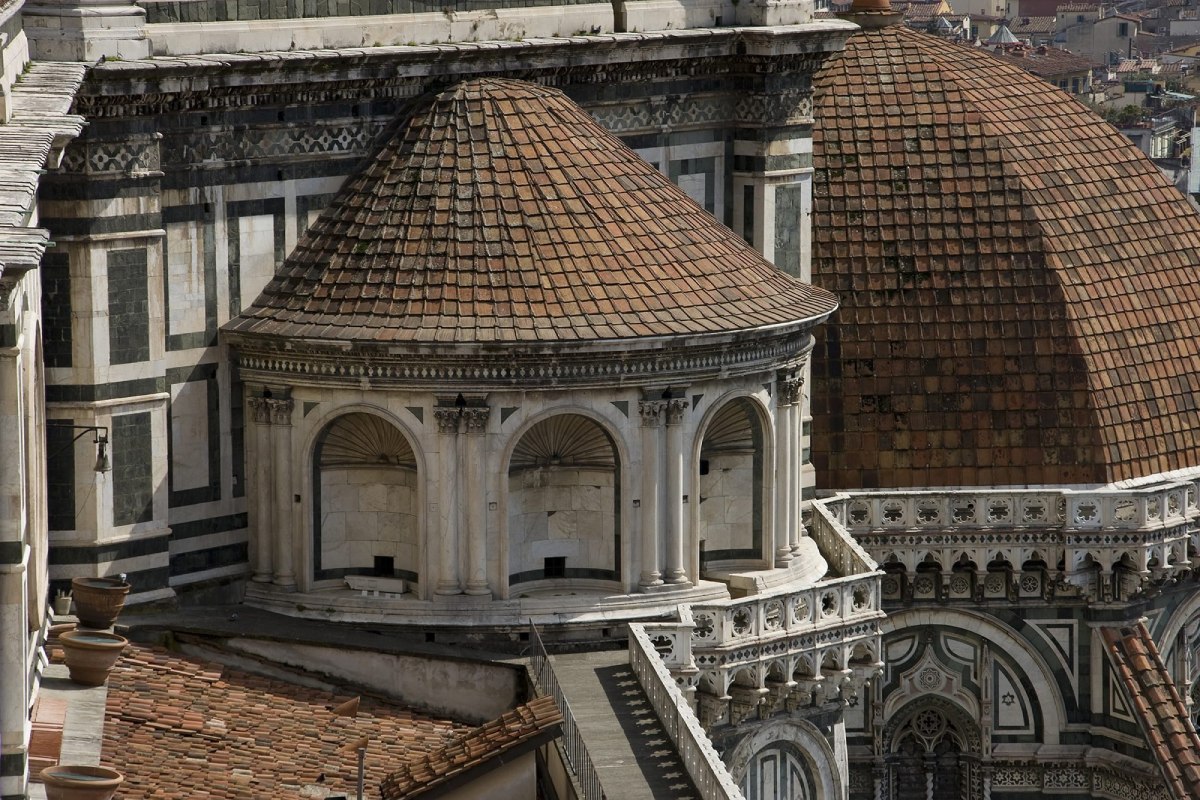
[739,741,819,800]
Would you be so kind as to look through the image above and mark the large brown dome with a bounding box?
[810,25,1200,489]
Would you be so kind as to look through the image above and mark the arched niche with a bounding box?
[697,396,767,572]
[311,412,420,587]
[506,413,620,591]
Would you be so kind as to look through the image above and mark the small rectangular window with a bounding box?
[374,555,394,577]
[1118,22,1129,36]
[544,557,566,578]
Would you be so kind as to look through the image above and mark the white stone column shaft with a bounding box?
[0,562,28,799]
[268,398,295,587]
[774,389,794,566]
[663,398,689,585]
[463,407,490,596]
[790,393,805,554]
[638,400,665,589]
[247,397,273,583]
[434,408,461,595]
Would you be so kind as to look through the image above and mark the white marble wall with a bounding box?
[318,465,418,576]
[507,467,616,579]
[698,451,755,557]
[165,220,206,337]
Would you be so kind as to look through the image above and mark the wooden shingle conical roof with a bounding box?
[225,78,836,346]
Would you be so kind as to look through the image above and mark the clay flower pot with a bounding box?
[58,630,127,686]
[70,577,131,629]
[40,765,124,800]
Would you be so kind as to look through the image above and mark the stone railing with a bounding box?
[628,624,747,800]
[818,477,1200,602]
[529,622,606,800]
[810,498,881,577]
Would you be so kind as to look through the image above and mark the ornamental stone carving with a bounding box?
[433,406,461,435]
[247,396,272,425]
[265,398,294,426]
[638,398,667,427]
[778,376,804,406]
[666,398,689,426]
[462,406,489,435]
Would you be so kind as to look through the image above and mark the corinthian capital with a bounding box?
[665,398,689,426]
[247,396,272,425]
[778,376,804,407]
[265,398,294,426]
[638,399,667,428]
[433,406,460,435]
[462,406,490,435]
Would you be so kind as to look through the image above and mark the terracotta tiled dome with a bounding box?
[810,25,1200,489]
[225,78,835,345]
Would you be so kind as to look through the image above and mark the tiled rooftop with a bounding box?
[986,43,1096,76]
[379,696,561,799]
[811,24,1200,489]
[225,78,836,346]
[1009,15,1057,33]
[1101,624,1200,800]
[100,645,469,799]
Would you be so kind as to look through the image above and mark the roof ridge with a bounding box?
[378,695,562,799]
[1101,623,1200,800]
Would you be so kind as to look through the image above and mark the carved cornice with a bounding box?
[229,328,820,391]
[76,37,835,117]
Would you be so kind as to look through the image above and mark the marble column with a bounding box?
[267,398,296,588]
[247,396,274,583]
[638,399,666,589]
[433,407,461,595]
[777,376,804,562]
[463,406,490,596]
[663,397,689,585]
[789,377,806,555]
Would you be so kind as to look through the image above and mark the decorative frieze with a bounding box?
[232,330,817,390]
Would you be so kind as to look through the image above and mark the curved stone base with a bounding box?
[244,579,733,627]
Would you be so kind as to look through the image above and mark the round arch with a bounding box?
[306,406,426,595]
[724,717,842,800]
[882,607,1067,743]
[689,389,774,576]
[499,408,627,596]
[885,696,982,800]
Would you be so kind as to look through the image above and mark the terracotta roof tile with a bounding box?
[225,79,835,347]
[811,25,1200,489]
[1101,624,1200,800]
[986,44,1095,76]
[100,645,469,799]
[379,696,561,799]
